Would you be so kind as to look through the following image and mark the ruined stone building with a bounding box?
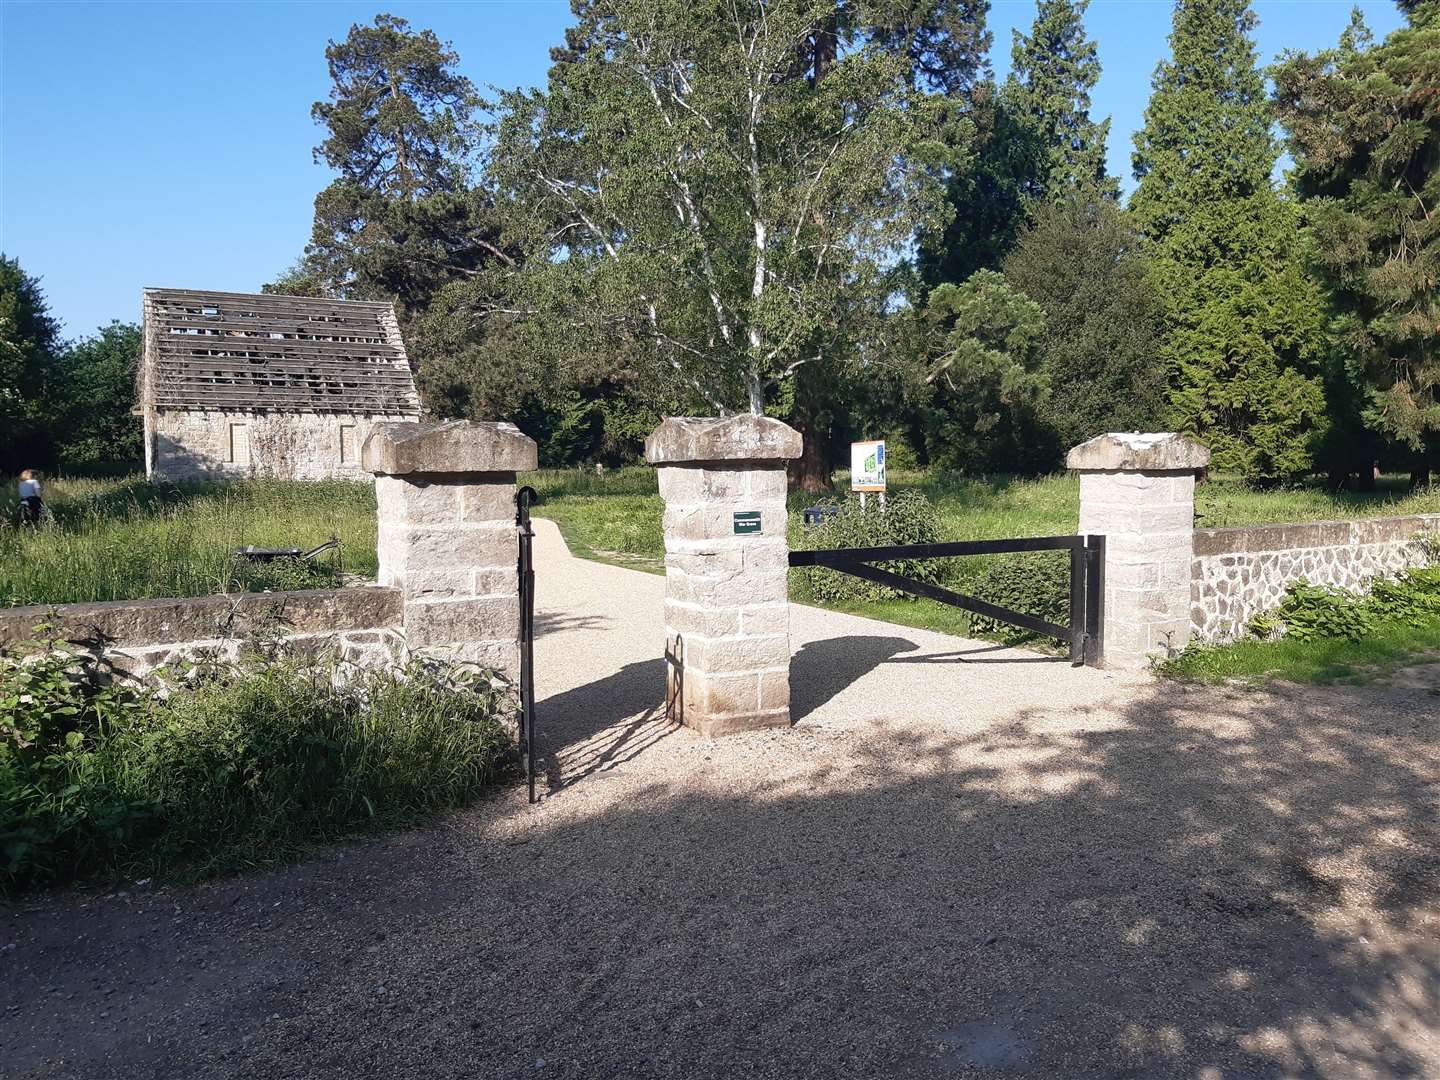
[139,288,421,481]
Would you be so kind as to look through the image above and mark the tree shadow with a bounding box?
[4,678,1437,1078]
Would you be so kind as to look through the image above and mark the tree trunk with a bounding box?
[788,414,833,494]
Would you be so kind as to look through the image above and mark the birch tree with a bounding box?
[491,0,950,415]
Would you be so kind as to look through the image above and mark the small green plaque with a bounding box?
[733,510,762,535]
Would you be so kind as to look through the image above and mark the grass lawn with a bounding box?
[1159,620,1440,685]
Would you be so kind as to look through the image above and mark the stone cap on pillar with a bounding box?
[362,420,538,476]
[645,415,802,465]
[1066,432,1210,473]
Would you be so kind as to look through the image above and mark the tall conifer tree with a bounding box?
[1274,1,1440,483]
[1130,0,1332,479]
[1005,0,1117,200]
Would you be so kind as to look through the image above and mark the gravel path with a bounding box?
[5,519,1438,1079]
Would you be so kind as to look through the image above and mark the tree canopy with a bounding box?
[491,0,953,416]
[1274,1,1440,472]
[1131,0,1332,479]
[1005,0,1116,201]
[294,14,512,315]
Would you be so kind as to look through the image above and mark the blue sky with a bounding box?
[1,0,1407,338]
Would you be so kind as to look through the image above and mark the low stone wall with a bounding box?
[1190,514,1440,641]
[0,587,404,680]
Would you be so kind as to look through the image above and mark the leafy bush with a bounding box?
[1,635,513,890]
[247,554,342,592]
[1249,580,1375,642]
[964,552,1070,644]
[795,491,948,604]
[1366,567,1440,627]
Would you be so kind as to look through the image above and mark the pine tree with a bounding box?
[1130,0,1273,239]
[1130,0,1332,479]
[1274,1,1440,482]
[295,15,513,315]
[1004,0,1117,200]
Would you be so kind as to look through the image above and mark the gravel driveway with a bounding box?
[4,520,1438,1079]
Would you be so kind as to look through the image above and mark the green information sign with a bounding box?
[732,511,762,535]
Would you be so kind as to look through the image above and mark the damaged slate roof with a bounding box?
[141,287,421,415]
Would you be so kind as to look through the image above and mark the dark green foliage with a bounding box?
[51,322,143,467]
[1273,4,1440,467]
[919,91,1041,288]
[1131,0,1332,480]
[1004,0,1117,201]
[1002,196,1166,455]
[1130,0,1273,241]
[917,270,1050,473]
[0,256,62,473]
[795,491,948,604]
[1154,196,1333,479]
[295,14,514,315]
[1,637,513,890]
[964,551,1069,643]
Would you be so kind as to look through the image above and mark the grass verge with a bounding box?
[1158,619,1440,685]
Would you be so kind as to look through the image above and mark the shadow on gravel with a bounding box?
[532,659,671,760]
[790,634,919,721]
[4,680,1437,1079]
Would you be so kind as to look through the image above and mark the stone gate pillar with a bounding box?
[1067,433,1209,671]
[646,415,802,736]
[363,420,537,678]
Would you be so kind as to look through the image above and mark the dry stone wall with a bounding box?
[1190,515,1440,642]
[0,587,404,681]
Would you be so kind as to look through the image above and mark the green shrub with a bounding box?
[1250,580,1376,642]
[1366,567,1440,626]
[1,635,513,890]
[247,555,342,592]
[964,552,1071,644]
[795,491,948,604]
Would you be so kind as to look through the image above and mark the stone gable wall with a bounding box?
[0,587,404,681]
[148,409,416,483]
[1190,515,1440,642]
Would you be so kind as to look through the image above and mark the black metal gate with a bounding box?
[516,486,539,803]
[788,534,1106,666]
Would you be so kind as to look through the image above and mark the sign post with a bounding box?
[850,439,887,510]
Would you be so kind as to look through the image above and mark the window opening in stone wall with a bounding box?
[339,424,356,464]
[229,423,250,466]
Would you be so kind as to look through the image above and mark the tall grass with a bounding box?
[1,643,514,890]
[1,475,378,607]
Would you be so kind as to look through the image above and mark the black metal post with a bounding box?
[1068,545,1086,665]
[516,486,539,804]
[1084,534,1105,668]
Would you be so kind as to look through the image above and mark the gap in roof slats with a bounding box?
[142,287,421,416]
